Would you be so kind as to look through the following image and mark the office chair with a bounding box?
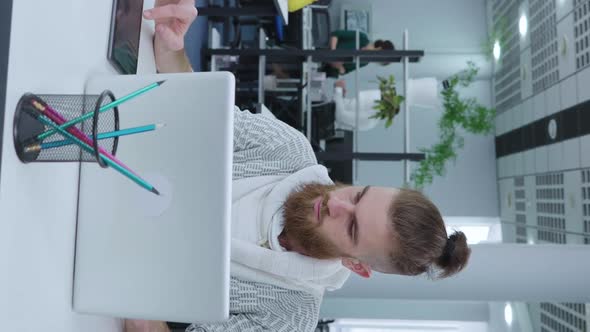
[282,1,332,49]
[310,4,331,49]
[310,101,336,143]
[205,0,277,49]
[220,0,288,49]
[315,319,335,332]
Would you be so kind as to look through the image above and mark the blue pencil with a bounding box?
[29,123,166,151]
[36,115,160,195]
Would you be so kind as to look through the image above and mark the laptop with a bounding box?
[73,72,234,323]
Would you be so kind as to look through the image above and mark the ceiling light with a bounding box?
[504,303,513,326]
[493,40,501,60]
[519,14,528,36]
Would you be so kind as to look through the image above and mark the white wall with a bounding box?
[328,0,498,217]
[330,0,488,53]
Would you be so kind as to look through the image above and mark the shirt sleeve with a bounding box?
[330,29,355,43]
[343,61,368,75]
[185,278,321,332]
[232,107,318,179]
[360,32,369,47]
[330,30,369,47]
[185,315,267,332]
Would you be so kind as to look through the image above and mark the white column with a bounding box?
[320,298,489,321]
[329,244,590,302]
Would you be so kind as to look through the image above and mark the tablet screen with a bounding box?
[108,0,144,74]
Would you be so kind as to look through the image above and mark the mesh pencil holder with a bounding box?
[13,91,120,166]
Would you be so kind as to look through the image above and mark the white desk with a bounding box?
[0,1,156,331]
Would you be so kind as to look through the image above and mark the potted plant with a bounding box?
[411,61,496,188]
[370,75,405,128]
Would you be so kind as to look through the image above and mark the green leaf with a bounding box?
[373,74,404,129]
[385,118,393,128]
[410,61,495,189]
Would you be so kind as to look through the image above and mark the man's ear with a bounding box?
[342,258,372,278]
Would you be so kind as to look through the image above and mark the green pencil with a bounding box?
[37,80,165,140]
[36,114,160,195]
[25,123,166,152]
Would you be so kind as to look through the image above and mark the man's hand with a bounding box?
[144,0,196,73]
[124,319,170,332]
[144,0,197,51]
[334,80,346,97]
[330,62,345,75]
[329,36,338,50]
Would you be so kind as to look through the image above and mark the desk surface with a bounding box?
[0,1,156,331]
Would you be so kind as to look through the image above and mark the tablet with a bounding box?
[107,0,144,74]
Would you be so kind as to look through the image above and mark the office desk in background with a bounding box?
[197,0,289,25]
[0,1,156,331]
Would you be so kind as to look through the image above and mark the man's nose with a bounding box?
[327,196,354,218]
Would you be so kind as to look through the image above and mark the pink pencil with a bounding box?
[31,99,139,176]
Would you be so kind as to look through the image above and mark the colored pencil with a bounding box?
[36,114,159,195]
[30,98,140,177]
[25,123,165,152]
[37,80,165,140]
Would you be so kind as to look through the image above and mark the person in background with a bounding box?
[325,30,394,78]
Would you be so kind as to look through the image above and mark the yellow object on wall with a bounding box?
[288,0,316,12]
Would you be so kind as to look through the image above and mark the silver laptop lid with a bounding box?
[74,72,234,323]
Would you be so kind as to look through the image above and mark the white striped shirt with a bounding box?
[188,108,322,332]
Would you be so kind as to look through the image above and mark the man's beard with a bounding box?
[282,182,341,259]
